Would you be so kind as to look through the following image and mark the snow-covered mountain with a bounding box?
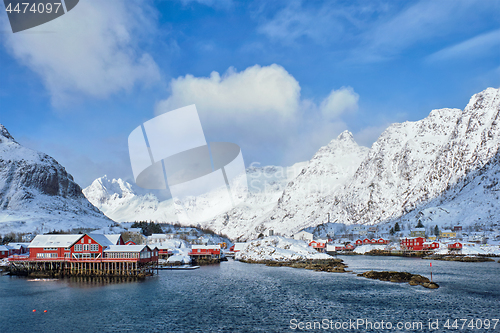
[0,124,113,234]
[84,87,500,241]
[204,131,369,240]
[83,176,178,223]
[84,131,370,240]
[83,161,307,229]
[257,87,500,237]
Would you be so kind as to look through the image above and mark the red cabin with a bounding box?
[423,242,440,250]
[447,242,463,250]
[189,245,221,259]
[345,243,355,251]
[400,237,426,251]
[0,245,9,259]
[309,241,327,253]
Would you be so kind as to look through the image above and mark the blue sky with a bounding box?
[0,0,499,188]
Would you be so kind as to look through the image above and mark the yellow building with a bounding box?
[440,230,456,238]
[410,228,426,237]
[428,235,437,241]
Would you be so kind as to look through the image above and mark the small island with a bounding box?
[357,271,439,289]
[423,255,495,262]
[235,236,348,272]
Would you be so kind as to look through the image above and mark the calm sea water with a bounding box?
[0,256,499,333]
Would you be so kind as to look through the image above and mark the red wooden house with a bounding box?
[423,241,440,250]
[362,238,372,244]
[103,245,158,263]
[189,245,221,259]
[309,240,327,253]
[400,237,426,251]
[25,233,126,261]
[0,245,9,259]
[447,242,463,250]
[345,243,355,251]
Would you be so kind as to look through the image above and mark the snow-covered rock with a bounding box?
[234,236,332,261]
[83,175,178,223]
[0,124,112,234]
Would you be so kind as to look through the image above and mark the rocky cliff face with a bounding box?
[0,124,112,234]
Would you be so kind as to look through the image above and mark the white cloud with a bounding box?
[356,0,499,62]
[157,64,301,119]
[2,0,160,105]
[320,87,359,120]
[156,63,360,167]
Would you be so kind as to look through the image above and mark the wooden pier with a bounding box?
[8,259,157,278]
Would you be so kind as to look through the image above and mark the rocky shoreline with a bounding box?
[240,258,348,273]
[357,271,439,289]
[422,255,495,262]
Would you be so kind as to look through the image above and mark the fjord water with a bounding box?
[1,257,499,333]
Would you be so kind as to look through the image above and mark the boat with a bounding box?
[157,265,200,270]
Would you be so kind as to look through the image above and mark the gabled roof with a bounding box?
[88,233,122,246]
[0,245,9,251]
[29,235,83,248]
[104,245,150,252]
[149,234,167,238]
[7,242,30,249]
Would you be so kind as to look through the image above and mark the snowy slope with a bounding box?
[0,124,113,234]
[253,131,369,237]
[83,176,178,223]
[257,87,500,237]
[83,162,306,228]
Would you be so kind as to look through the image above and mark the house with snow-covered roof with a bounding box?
[147,234,168,244]
[440,230,457,238]
[189,244,221,259]
[0,245,9,259]
[410,228,426,238]
[293,231,313,242]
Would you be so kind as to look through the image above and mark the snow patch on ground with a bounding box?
[235,236,332,261]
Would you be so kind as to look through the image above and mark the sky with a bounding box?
[0,0,499,188]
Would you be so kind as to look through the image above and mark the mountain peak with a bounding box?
[0,123,17,143]
[336,130,354,142]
